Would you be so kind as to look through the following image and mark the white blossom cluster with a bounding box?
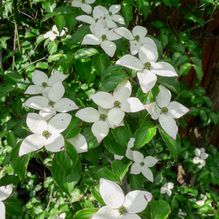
[192,148,208,168]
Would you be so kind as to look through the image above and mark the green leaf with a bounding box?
[36,61,48,69]
[75,48,99,59]
[96,167,118,182]
[64,116,81,139]
[103,136,125,156]
[73,208,97,219]
[112,160,132,182]
[150,199,171,219]
[47,41,58,54]
[54,14,66,33]
[92,53,111,76]
[121,0,133,26]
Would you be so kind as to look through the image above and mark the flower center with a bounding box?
[42,130,51,139]
[114,101,121,108]
[48,100,55,107]
[42,82,48,88]
[109,11,113,16]
[135,35,140,42]
[119,206,127,215]
[101,34,107,41]
[162,107,168,113]
[100,114,107,121]
[82,0,85,3]
[140,161,145,166]
[144,62,151,70]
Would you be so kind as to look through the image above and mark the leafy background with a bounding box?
[0,0,219,218]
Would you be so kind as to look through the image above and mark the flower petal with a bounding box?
[0,202,5,219]
[109,4,121,14]
[99,178,125,208]
[72,0,82,7]
[19,134,46,156]
[81,3,92,14]
[91,206,120,219]
[32,70,48,85]
[151,61,177,77]
[82,34,101,45]
[26,113,47,134]
[93,5,108,19]
[101,41,116,57]
[48,71,67,85]
[86,0,95,4]
[168,101,189,119]
[121,97,144,113]
[130,41,140,55]
[24,96,48,110]
[39,109,56,120]
[142,167,154,182]
[55,98,79,112]
[141,37,157,49]
[121,213,141,219]
[130,163,142,175]
[68,133,88,153]
[107,30,121,41]
[132,26,147,38]
[48,82,65,102]
[139,44,158,63]
[124,190,152,213]
[115,27,133,40]
[156,85,171,108]
[159,113,178,139]
[130,150,144,162]
[144,102,161,120]
[48,113,72,133]
[112,15,125,25]
[45,133,65,152]
[25,85,42,95]
[108,108,125,128]
[116,55,143,71]
[76,15,95,24]
[0,185,13,201]
[76,107,99,123]
[91,121,109,143]
[144,156,158,167]
[137,71,157,93]
[91,92,114,109]
[113,80,132,102]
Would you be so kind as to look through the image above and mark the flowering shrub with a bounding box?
[0,0,219,218]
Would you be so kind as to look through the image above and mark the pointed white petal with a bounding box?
[107,30,121,41]
[130,163,142,175]
[130,41,140,55]
[144,102,161,120]
[26,113,47,134]
[125,148,134,160]
[86,0,95,4]
[124,190,152,213]
[112,15,125,25]
[32,70,48,85]
[108,108,125,128]
[48,82,65,102]
[121,97,144,113]
[75,107,99,123]
[167,182,174,189]
[121,213,141,219]
[113,80,132,101]
[106,19,118,29]
[156,85,172,108]
[45,133,65,152]
[39,109,56,120]
[101,41,116,57]
[81,3,92,14]
[72,0,82,7]
[130,150,144,162]
[144,156,158,167]
[0,185,13,201]
[93,5,108,19]
[127,138,135,148]
[82,34,101,45]
[114,154,124,160]
[0,202,5,219]
[142,167,154,182]
[109,4,121,14]
[48,71,67,85]
[137,71,157,93]
[99,178,124,208]
[91,92,114,109]
[132,26,147,38]
[141,37,157,49]
[139,44,158,63]
[116,55,143,71]
[92,206,120,219]
[24,96,48,110]
[159,114,178,139]
[48,113,72,133]
[68,133,88,153]
[19,134,46,156]
[151,61,177,77]
[25,85,43,95]
[55,98,78,112]
[115,27,133,40]
[168,101,189,119]
[76,15,95,24]
[91,121,109,143]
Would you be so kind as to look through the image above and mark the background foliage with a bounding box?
[0,0,219,218]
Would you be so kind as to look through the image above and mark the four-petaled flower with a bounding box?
[160,182,174,197]
[44,25,66,41]
[116,46,177,93]
[72,0,95,14]
[19,113,72,156]
[92,178,152,219]
[193,148,208,168]
[129,151,158,182]
[115,25,157,55]
[0,184,13,219]
[145,85,189,139]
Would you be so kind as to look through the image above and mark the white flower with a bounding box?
[91,80,144,128]
[178,209,187,219]
[44,25,66,41]
[25,70,67,96]
[55,213,66,219]
[19,113,72,156]
[193,148,208,168]
[129,151,158,182]
[92,178,152,219]
[160,182,174,197]
[115,26,157,55]
[72,0,95,14]
[114,137,135,160]
[145,85,189,139]
[67,133,88,153]
[76,107,113,143]
[116,46,177,93]
[0,184,13,219]
[24,90,78,120]
[81,21,121,57]
[195,194,207,206]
